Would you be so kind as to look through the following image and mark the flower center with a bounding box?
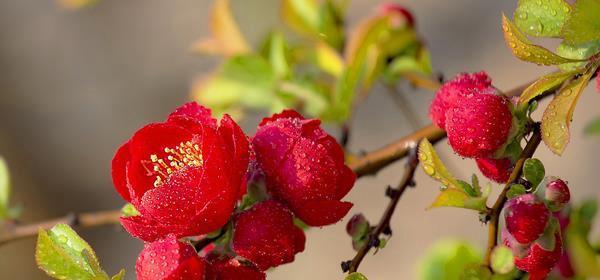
[144,141,203,187]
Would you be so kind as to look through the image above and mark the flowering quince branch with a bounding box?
[342,145,419,274]
[483,122,542,268]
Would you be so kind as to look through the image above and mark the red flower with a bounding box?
[205,257,265,280]
[504,194,550,245]
[112,102,249,241]
[252,110,355,226]
[476,157,513,183]
[232,200,305,271]
[136,234,206,280]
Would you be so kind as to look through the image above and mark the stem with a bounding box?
[344,146,420,273]
[0,210,121,246]
[483,123,542,267]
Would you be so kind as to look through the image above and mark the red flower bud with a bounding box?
[205,257,265,280]
[504,194,550,245]
[112,102,249,241]
[378,3,415,27]
[514,232,563,280]
[429,72,492,129]
[232,200,305,270]
[545,179,570,212]
[252,110,355,226]
[476,157,513,183]
[136,235,206,280]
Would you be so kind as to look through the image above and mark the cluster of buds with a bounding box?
[503,178,571,279]
[111,103,355,279]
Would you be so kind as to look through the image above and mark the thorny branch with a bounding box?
[342,146,420,274]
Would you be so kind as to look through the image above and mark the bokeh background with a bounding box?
[0,0,598,279]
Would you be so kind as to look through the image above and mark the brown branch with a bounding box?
[483,123,542,267]
[0,210,121,246]
[342,146,420,274]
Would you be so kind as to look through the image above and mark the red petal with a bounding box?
[293,200,353,227]
[167,102,217,127]
[218,114,250,190]
[205,258,265,280]
[111,141,132,202]
[136,234,206,280]
[258,109,304,127]
[120,216,189,242]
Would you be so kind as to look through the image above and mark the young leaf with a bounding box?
[562,0,600,45]
[418,139,460,189]
[120,203,139,218]
[315,42,344,77]
[518,69,583,105]
[36,224,107,279]
[506,184,527,199]
[266,32,291,78]
[556,40,600,71]
[0,157,9,219]
[418,240,482,280]
[522,158,545,187]
[514,0,571,37]
[585,116,600,135]
[541,67,595,155]
[429,188,488,212]
[567,200,600,277]
[191,0,250,56]
[490,246,515,274]
[111,269,126,280]
[502,14,582,65]
[345,272,369,280]
[58,0,99,10]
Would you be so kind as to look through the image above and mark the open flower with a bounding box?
[136,235,206,280]
[112,102,249,241]
[252,110,356,226]
[205,257,266,280]
[232,200,305,271]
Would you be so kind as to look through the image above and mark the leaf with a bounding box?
[120,203,139,218]
[506,184,527,199]
[522,158,545,187]
[518,69,583,105]
[281,0,345,49]
[266,32,291,78]
[418,240,482,280]
[514,0,571,37]
[111,269,126,280]
[567,200,600,277]
[345,272,368,280]
[556,40,600,71]
[502,14,582,65]
[36,224,102,279]
[461,265,492,280]
[541,67,595,155]
[277,80,329,117]
[58,0,99,10]
[192,54,277,118]
[585,116,600,134]
[191,0,250,56]
[491,246,515,274]
[562,0,600,45]
[281,0,320,37]
[0,157,9,219]
[315,42,344,77]
[418,139,461,189]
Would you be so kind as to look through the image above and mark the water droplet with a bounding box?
[518,11,528,20]
[419,153,428,161]
[423,164,435,176]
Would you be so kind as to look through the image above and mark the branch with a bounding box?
[349,79,536,178]
[483,123,543,267]
[342,146,420,274]
[0,210,121,246]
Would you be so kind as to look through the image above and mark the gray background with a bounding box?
[0,0,598,279]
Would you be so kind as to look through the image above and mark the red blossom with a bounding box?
[476,157,513,183]
[545,179,570,212]
[111,102,249,241]
[514,232,563,280]
[205,257,265,280]
[504,194,550,245]
[252,110,355,226]
[136,234,206,280]
[232,200,305,271]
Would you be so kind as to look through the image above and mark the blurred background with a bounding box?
[0,0,598,279]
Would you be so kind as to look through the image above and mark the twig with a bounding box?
[483,123,542,267]
[342,146,420,274]
[0,210,121,246]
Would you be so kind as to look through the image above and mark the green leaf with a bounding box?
[345,272,368,280]
[585,116,600,134]
[36,224,104,279]
[314,42,344,77]
[562,0,600,45]
[266,32,291,78]
[120,203,139,218]
[418,240,482,280]
[461,265,492,280]
[506,184,527,199]
[514,0,571,37]
[518,69,583,105]
[0,157,9,219]
[277,80,328,118]
[281,0,345,49]
[556,40,600,71]
[491,246,515,274]
[502,14,582,65]
[541,67,595,155]
[567,200,600,277]
[193,54,277,118]
[418,139,461,189]
[111,269,126,280]
[523,158,545,187]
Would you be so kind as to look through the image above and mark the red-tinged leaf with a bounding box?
[502,14,582,65]
[541,67,596,155]
[191,0,250,56]
[519,69,583,105]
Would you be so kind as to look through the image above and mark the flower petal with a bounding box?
[111,141,132,202]
[293,200,353,227]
